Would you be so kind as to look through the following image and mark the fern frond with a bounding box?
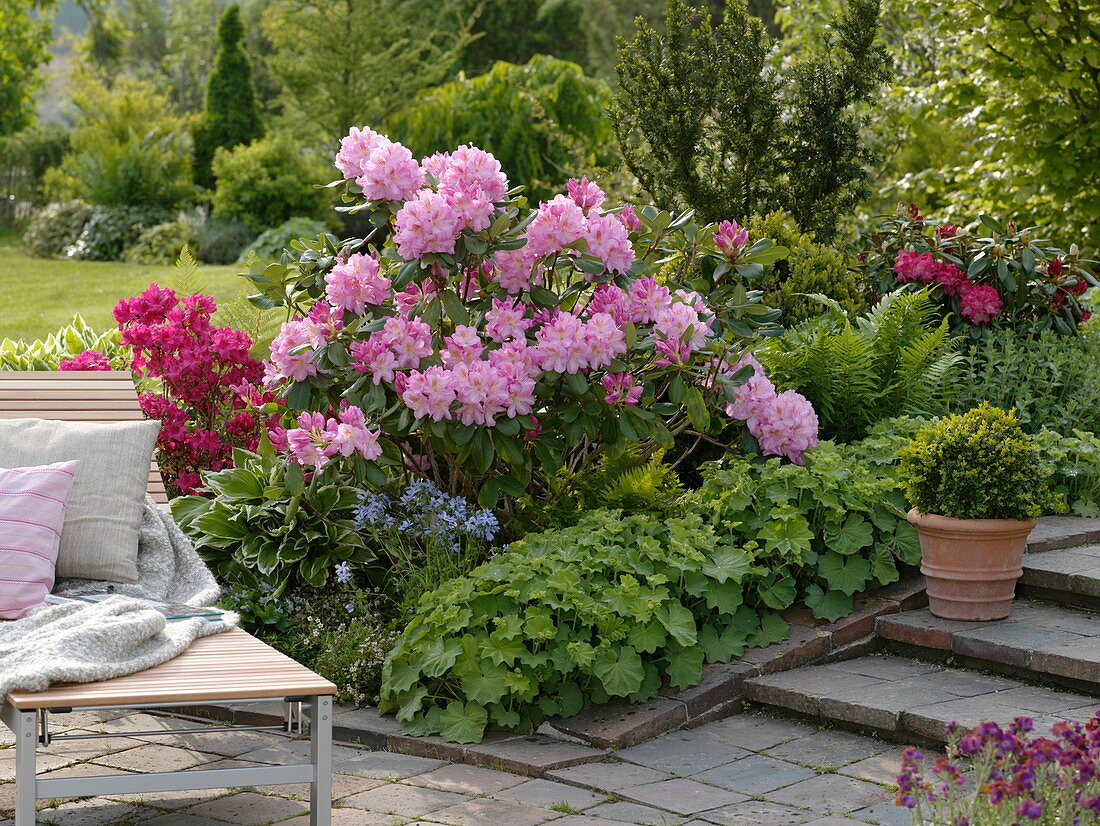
[169,246,212,297]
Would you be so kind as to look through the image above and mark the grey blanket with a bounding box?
[0,498,236,698]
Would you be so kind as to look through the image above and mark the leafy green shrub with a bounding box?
[389,55,616,203]
[66,205,168,261]
[380,509,789,743]
[211,133,332,234]
[191,4,265,189]
[123,221,199,265]
[898,403,1059,520]
[747,210,865,325]
[195,216,254,265]
[22,201,93,258]
[239,217,332,264]
[1033,430,1100,518]
[0,123,70,224]
[760,290,963,442]
[50,77,194,211]
[951,329,1100,435]
[693,444,919,623]
[0,315,127,371]
[172,447,373,594]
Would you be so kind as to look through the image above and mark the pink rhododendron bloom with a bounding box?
[567,176,605,214]
[524,194,587,259]
[713,220,749,257]
[269,319,320,382]
[451,361,510,426]
[534,312,590,374]
[586,282,632,327]
[393,190,462,258]
[438,145,509,203]
[349,337,398,385]
[722,354,776,424]
[421,152,450,183]
[584,312,627,367]
[936,224,959,239]
[583,214,634,275]
[326,406,383,460]
[401,365,456,421]
[381,316,433,368]
[654,338,692,367]
[654,300,709,351]
[893,250,937,284]
[959,283,1003,324]
[617,204,643,232]
[601,373,642,406]
[335,126,388,180]
[931,261,968,297]
[443,325,485,365]
[629,276,672,323]
[492,248,537,293]
[447,184,494,232]
[394,280,438,316]
[325,252,391,314]
[485,297,533,343]
[58,350,112,371]
[115,284,177,326]
[304,301,344,344]
[287,411,333,468]
[488,340,541,379]
[356,141,425,202]
[748,390,819,465]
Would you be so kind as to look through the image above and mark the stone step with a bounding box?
[743,655,1099,743]
[1019,545,1100,609]
[1027,516,1100,553]
[877,599,1100,692]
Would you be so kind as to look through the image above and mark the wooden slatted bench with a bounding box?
[0,372,336,826]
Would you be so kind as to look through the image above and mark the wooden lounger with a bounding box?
[0,372,337,825]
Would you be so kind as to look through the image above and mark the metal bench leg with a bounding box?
[309,695,332,826]
[15,709,36,826]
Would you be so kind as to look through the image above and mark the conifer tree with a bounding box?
[612,0,889,240]
[191,4,264,189]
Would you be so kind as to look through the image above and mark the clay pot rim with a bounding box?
[907,508,1038,535]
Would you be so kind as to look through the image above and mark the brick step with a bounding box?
[1019,545,1100,609]
[743,655,1099,743]
[877,600,1100,693]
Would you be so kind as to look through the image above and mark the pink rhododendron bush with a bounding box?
[247,128,819,510]
[861,203,1097,339]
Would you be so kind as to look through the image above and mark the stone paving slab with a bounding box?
[877,600,1100,689]
[745,654,1099,743]
[1026,516,1100,552]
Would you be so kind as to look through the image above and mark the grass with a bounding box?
[0,229,244,341]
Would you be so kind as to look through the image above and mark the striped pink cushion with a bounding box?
[0,460,79,620]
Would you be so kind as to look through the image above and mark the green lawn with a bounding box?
[0,230,244,341]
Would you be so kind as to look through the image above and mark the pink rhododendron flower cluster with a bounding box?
[959,283,1003,324]
[601,373,642,406]
[893,250,970,296]
[113,285,273,495]
[58,350,112,371]
[713,220,749,258]
[722,354,819,464]
[286,406,382,469]
[325,252,391,314]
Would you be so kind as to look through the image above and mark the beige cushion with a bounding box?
[0,417,160,582]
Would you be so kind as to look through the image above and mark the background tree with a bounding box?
[457,0,589,75]
[263,0,476,147]
[0,0,58,138]
[388,55,616,203]
[191,4,264,189]
[611,0,889,239]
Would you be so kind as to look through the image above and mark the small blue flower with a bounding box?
[345,602,356,614]
[334,561,353,584]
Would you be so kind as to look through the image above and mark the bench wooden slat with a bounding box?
[6,629,336,708]
[0,372,169,504]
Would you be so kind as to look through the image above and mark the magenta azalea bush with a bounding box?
[113,286,275,495]
[899,714,1100,825]
[861,204,1097,338]
[247,127,817,508]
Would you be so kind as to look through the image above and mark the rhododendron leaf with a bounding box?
[565,372,588,395]
[593,646,644,696]
[825,514,874,555]
[529,286,557,306]
[650,420,676,450]
[439,701,487,744]
[736,262,763,280]
[979,214,1006,235]
[805,584,852,622]
[441,290,469,325]
[684,387,710,430]
[666,644,704,690]
[286,382,312,411]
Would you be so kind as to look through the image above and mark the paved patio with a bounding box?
[0,708,909,825]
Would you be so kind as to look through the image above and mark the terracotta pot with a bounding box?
[907,509,1037,621]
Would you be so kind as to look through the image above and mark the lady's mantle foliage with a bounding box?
[247,128,817,507]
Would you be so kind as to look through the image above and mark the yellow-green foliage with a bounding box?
[748,210,864,325]
[898,403,1061,520]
